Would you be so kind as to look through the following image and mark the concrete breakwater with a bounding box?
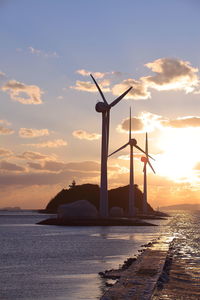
[100,236,174,300]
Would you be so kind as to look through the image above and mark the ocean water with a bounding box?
[151,210,200,300]
[0,211,168,300]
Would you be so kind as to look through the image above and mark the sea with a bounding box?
[0,210,199,300]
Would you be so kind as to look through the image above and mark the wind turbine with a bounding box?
[108,108,153,217]
[90,74,132,218]
[141,132,155,214]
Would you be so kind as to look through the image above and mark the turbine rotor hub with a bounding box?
[130,138,137,146]
[95,102,108,113]
[141,156,148,163]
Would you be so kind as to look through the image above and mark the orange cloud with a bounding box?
[0,119,11,126]
[117,117,144,133]
[194,162,200,170]
[17,151,56,161]
[0,160,25,172]
[112,79,150,100]
[117,112,164,133]
[0,148,13,157]
[70,80,110,92]
[0,125,14,135]
[1,80,43,104]
[76,69,122,79]
[24,139,67,148]
[74,58,199,99]
[142,58,199,92]
[19,128,50,138]
[76,69,106,78]
[72,130,101,140]
[162,116,200,128]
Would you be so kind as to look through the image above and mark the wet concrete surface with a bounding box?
[100,236,173,300]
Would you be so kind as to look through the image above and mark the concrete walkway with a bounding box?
[101,236,173,300]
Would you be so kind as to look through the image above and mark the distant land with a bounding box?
[0,207,21,211]
[160,204,200,211]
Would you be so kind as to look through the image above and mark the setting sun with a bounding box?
[155,127,200,183]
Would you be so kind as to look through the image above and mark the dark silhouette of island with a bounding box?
[37,183,168,226]
[45,183,154,214]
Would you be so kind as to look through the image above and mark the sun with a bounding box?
[155,127,200,183]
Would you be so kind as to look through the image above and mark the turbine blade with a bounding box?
[109,87,132,108]
[147,160,156,174]
[145,132,148,155]
[90,74,108,105]
[129,107,132,141]
[134,144,154,160]
[108,142,129,157]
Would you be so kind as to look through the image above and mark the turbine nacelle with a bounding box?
[141,156,148,163]
[130,138,137,146]
[95,102,108,113]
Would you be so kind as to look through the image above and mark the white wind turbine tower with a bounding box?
[108,108,153,217]
[90,74,132,218]
[141,132,155,214]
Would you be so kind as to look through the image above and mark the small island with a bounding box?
[38,182,167,226]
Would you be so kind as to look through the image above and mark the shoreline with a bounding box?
[100,235,174,299]
[37,217,162,226]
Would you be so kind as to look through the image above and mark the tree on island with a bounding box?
[69,180,76,189]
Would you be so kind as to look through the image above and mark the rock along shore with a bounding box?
[37,217,158,226]
[100,235,174,300]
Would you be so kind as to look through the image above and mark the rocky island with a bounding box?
[38,183,167,226]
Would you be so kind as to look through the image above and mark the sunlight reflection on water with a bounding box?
[154,210,200,300]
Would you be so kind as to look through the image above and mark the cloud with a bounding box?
[117,112,163,133]
[0,71,6,78]
[27,160,100,173]
[0,169,98,186]
[194,162,200,170]
[0,148,13,157]
[28,46,59,58]
[0,125,14,135]
[57,95,64,100]
[73,58,199,99]
[19,128,50,138]
[72,130,101,140]
[70,80,110,92]
[17,151,56,161]
[163,116,200,128]
[0,119,11,126]
[112,79,150,99]
[1,80,43,104]
[117,116,145,133]
[27,161,67,172]
[0,160,25,172]
[142,58,199,93]
[76,69,106,79]
[0,160,100,186]
[24,139,68,148]
[117,154,143,161]
[66,161,100,172]
[76,69,122,79]
[118,112,200,135]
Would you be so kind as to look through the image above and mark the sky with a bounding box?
[0,0,200,209]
